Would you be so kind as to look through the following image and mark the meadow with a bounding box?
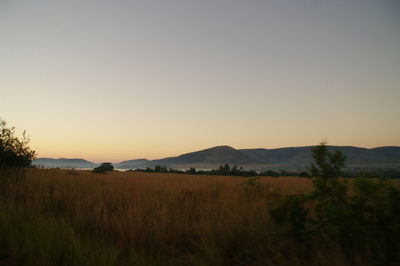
[0,168,399,266]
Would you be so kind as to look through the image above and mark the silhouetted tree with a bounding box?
[0,118,36,168]
[185,168,197,175]
[154,165,167,172]
[92,163,114,173]
[310,141,345,180]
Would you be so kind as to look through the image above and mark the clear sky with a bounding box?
[1,0,399,163]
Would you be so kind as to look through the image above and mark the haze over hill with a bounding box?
[113,159,150,169]
[33,158,98,169]
[34,145,400,170]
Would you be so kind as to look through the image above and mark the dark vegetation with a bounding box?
[92,163,114,173]
[134,164,311,177]
[269,142,400,265]
[134,164,400,179]
[0,119,399,265]
[342,168,400,179]
[0,118,35,168]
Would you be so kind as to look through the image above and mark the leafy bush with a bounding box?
[92,163,114,174]
[0,118,36,168]
[154,165,167,172]
[185,168,197,175]
[269,142,400,265]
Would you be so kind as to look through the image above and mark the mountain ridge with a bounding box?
[33,145,400,170]
[33,158,98,168]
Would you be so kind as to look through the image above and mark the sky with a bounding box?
[1,0,399,163]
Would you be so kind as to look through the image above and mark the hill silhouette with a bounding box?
[113,159,149,169]
[33,158,97,168]
[33,145,400,170]
[149,146,256,168]
[241,146,400,168]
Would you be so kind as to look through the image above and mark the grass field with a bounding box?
[0,169,398,265]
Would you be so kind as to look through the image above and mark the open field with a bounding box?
[0,169,399,266]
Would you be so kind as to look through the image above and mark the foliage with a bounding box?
[343,169,400,179]
[0,118,36,168]
[309,140,346,179]
[134,164,311,177]
[154,165,167,172]
[134,164,399,179]
[185,167,197,175]
[269,142,400,265]
[92,163,114,174]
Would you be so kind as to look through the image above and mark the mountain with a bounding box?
[147,146,257,169]
[34,145,400,170]
[113,159,149,169]
[33,158,98,168]
[240,147,312,165]
[144,145,400,170]
[240,146,400,169]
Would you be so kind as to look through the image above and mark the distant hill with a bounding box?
[240,146,400,169]
[130,145,400,170]
[148,146,256,168]
[33,158,98,169]
[35,145,400,170]
[240,147,312,165]
[113,159,149,169]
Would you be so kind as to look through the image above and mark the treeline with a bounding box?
[342,169,400,179]
[132,164,311,177]
[132,164,400,178]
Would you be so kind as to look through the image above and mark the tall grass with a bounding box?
[0,169,397,265]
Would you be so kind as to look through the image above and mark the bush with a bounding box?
[269,141,400,265]
[0,118,36,168]
[92,163,114,174]
[185,168,197,175]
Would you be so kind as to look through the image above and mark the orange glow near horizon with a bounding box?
[2,1,399,163]
[29,126,400,163]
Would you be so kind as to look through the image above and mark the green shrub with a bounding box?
[0,118,36,168]
[269,142,400,265]
[92,163,114,174]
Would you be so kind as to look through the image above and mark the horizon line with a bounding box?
[35,144,400,164]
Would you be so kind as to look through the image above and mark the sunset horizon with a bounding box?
[1,1,400,264]
[2,1,399,164]
[31,141,400,164]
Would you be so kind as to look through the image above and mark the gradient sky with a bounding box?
[1,0,399,163]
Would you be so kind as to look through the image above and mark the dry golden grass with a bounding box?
[1,168,318,265]
[6,169,394,265]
